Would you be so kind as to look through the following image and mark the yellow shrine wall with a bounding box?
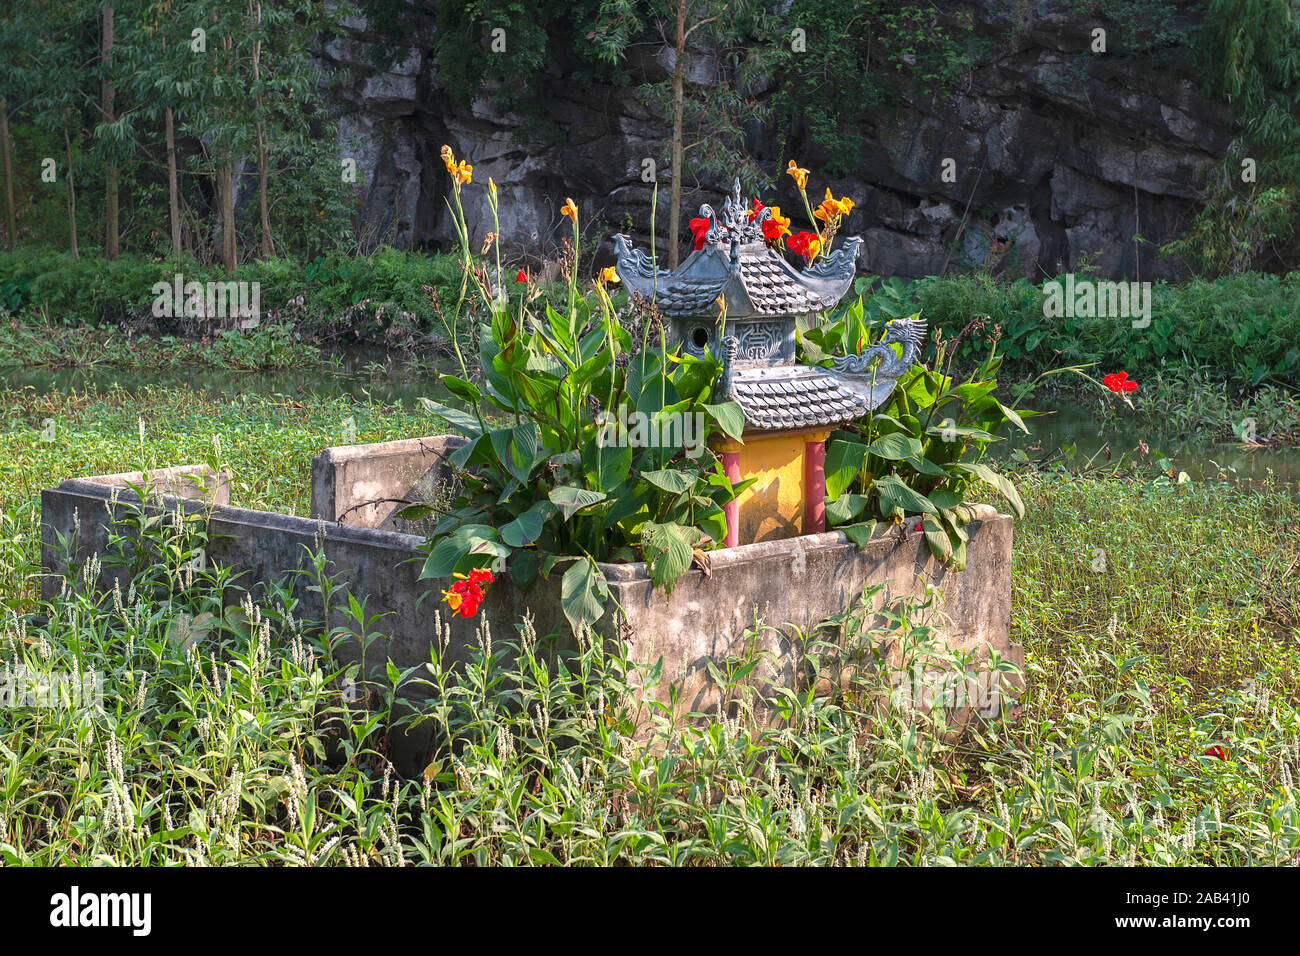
[732,434,806,544]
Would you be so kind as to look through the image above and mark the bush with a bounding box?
[906,273,1300,389]
[0,247,469,337]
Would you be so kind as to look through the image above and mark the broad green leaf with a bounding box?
[950,462,1024,518]
[927,489,964,510]
[640,468,699,495]
[642,521,694,593]
[548,485,608,520]
[841,519,878,548]
[872,475,938,518]
[499,500,558,548]
[994,399,1030,434]
[489,422,540,485]
[419,524,504,580]
[561,557,609,631]
[904,454,950,477]
[441,376,482,405]
[703,401,745,441]
[417,398,482,438]
[825,492,869,524]
[866,432,922,460]
[921,513,952,563]
[825,440,869,499]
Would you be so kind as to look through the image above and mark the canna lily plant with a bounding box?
[411,148,750,633]
[800,284,1128,569]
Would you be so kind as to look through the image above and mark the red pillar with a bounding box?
[803,436,827,534]
[722,450,741,548]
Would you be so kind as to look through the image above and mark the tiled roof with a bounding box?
[735,253,833,315]
[650,272,729,315]
[726,366,871,430]
[614,236,861,321]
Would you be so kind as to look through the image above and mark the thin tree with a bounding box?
[101,3,119,259]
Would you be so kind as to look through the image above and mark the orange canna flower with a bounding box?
[481,232,497,254]
[814,188,853,221]
[440,144,455,175]
[454,160,473,185]
[786,160,809,191]
[561,197,578,224]
[600,266,620,284]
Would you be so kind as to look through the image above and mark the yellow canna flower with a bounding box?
[481,232,497,254]
[786,160,809,191]
[440,145,455,175]
[488,177,498,205]
[600,265,620,284]
[561,197,578,223]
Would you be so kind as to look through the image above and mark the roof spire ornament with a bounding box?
[613,177,925,433]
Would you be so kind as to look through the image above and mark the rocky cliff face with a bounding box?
[324,1,1234,281]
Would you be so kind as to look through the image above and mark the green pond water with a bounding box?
[5,350,1298,485]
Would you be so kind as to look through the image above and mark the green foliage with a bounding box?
[803,302,1047,567]
[4,466,1300,864]
[1067,0,1184,58]
[415,292,746,631]
[0,246,467,336]
[881,272,1300,390]
[1165,0,1300,272]
[770,1,974,176]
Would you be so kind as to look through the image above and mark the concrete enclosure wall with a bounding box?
[42,436,1022,774]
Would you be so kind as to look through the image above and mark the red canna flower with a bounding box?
[689,217,712,251]
[467,568,495,588]
[515,269,531,285]
[441,569,495,619]
[913,521,923,532]
[1204,745,1227,761]
[1103,370,1138,393]
[786,231,821,263]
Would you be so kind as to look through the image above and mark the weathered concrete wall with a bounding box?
[310,434,467,533]
[42,440,1021,775]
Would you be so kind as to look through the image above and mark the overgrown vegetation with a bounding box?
[2,404,1297,863]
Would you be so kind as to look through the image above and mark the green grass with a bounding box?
[0,318,323,372]
[1,384,1298,865]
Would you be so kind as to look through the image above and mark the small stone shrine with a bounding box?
[616,180,927,545]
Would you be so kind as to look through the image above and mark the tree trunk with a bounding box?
[217,32,236,274]
[251,2,272,258]
[0,99,16,251]
[669,0,686,270]
[102,4,118,259]
[216,161,235,274]
[64,128,79,260]
[165,106,181,260]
